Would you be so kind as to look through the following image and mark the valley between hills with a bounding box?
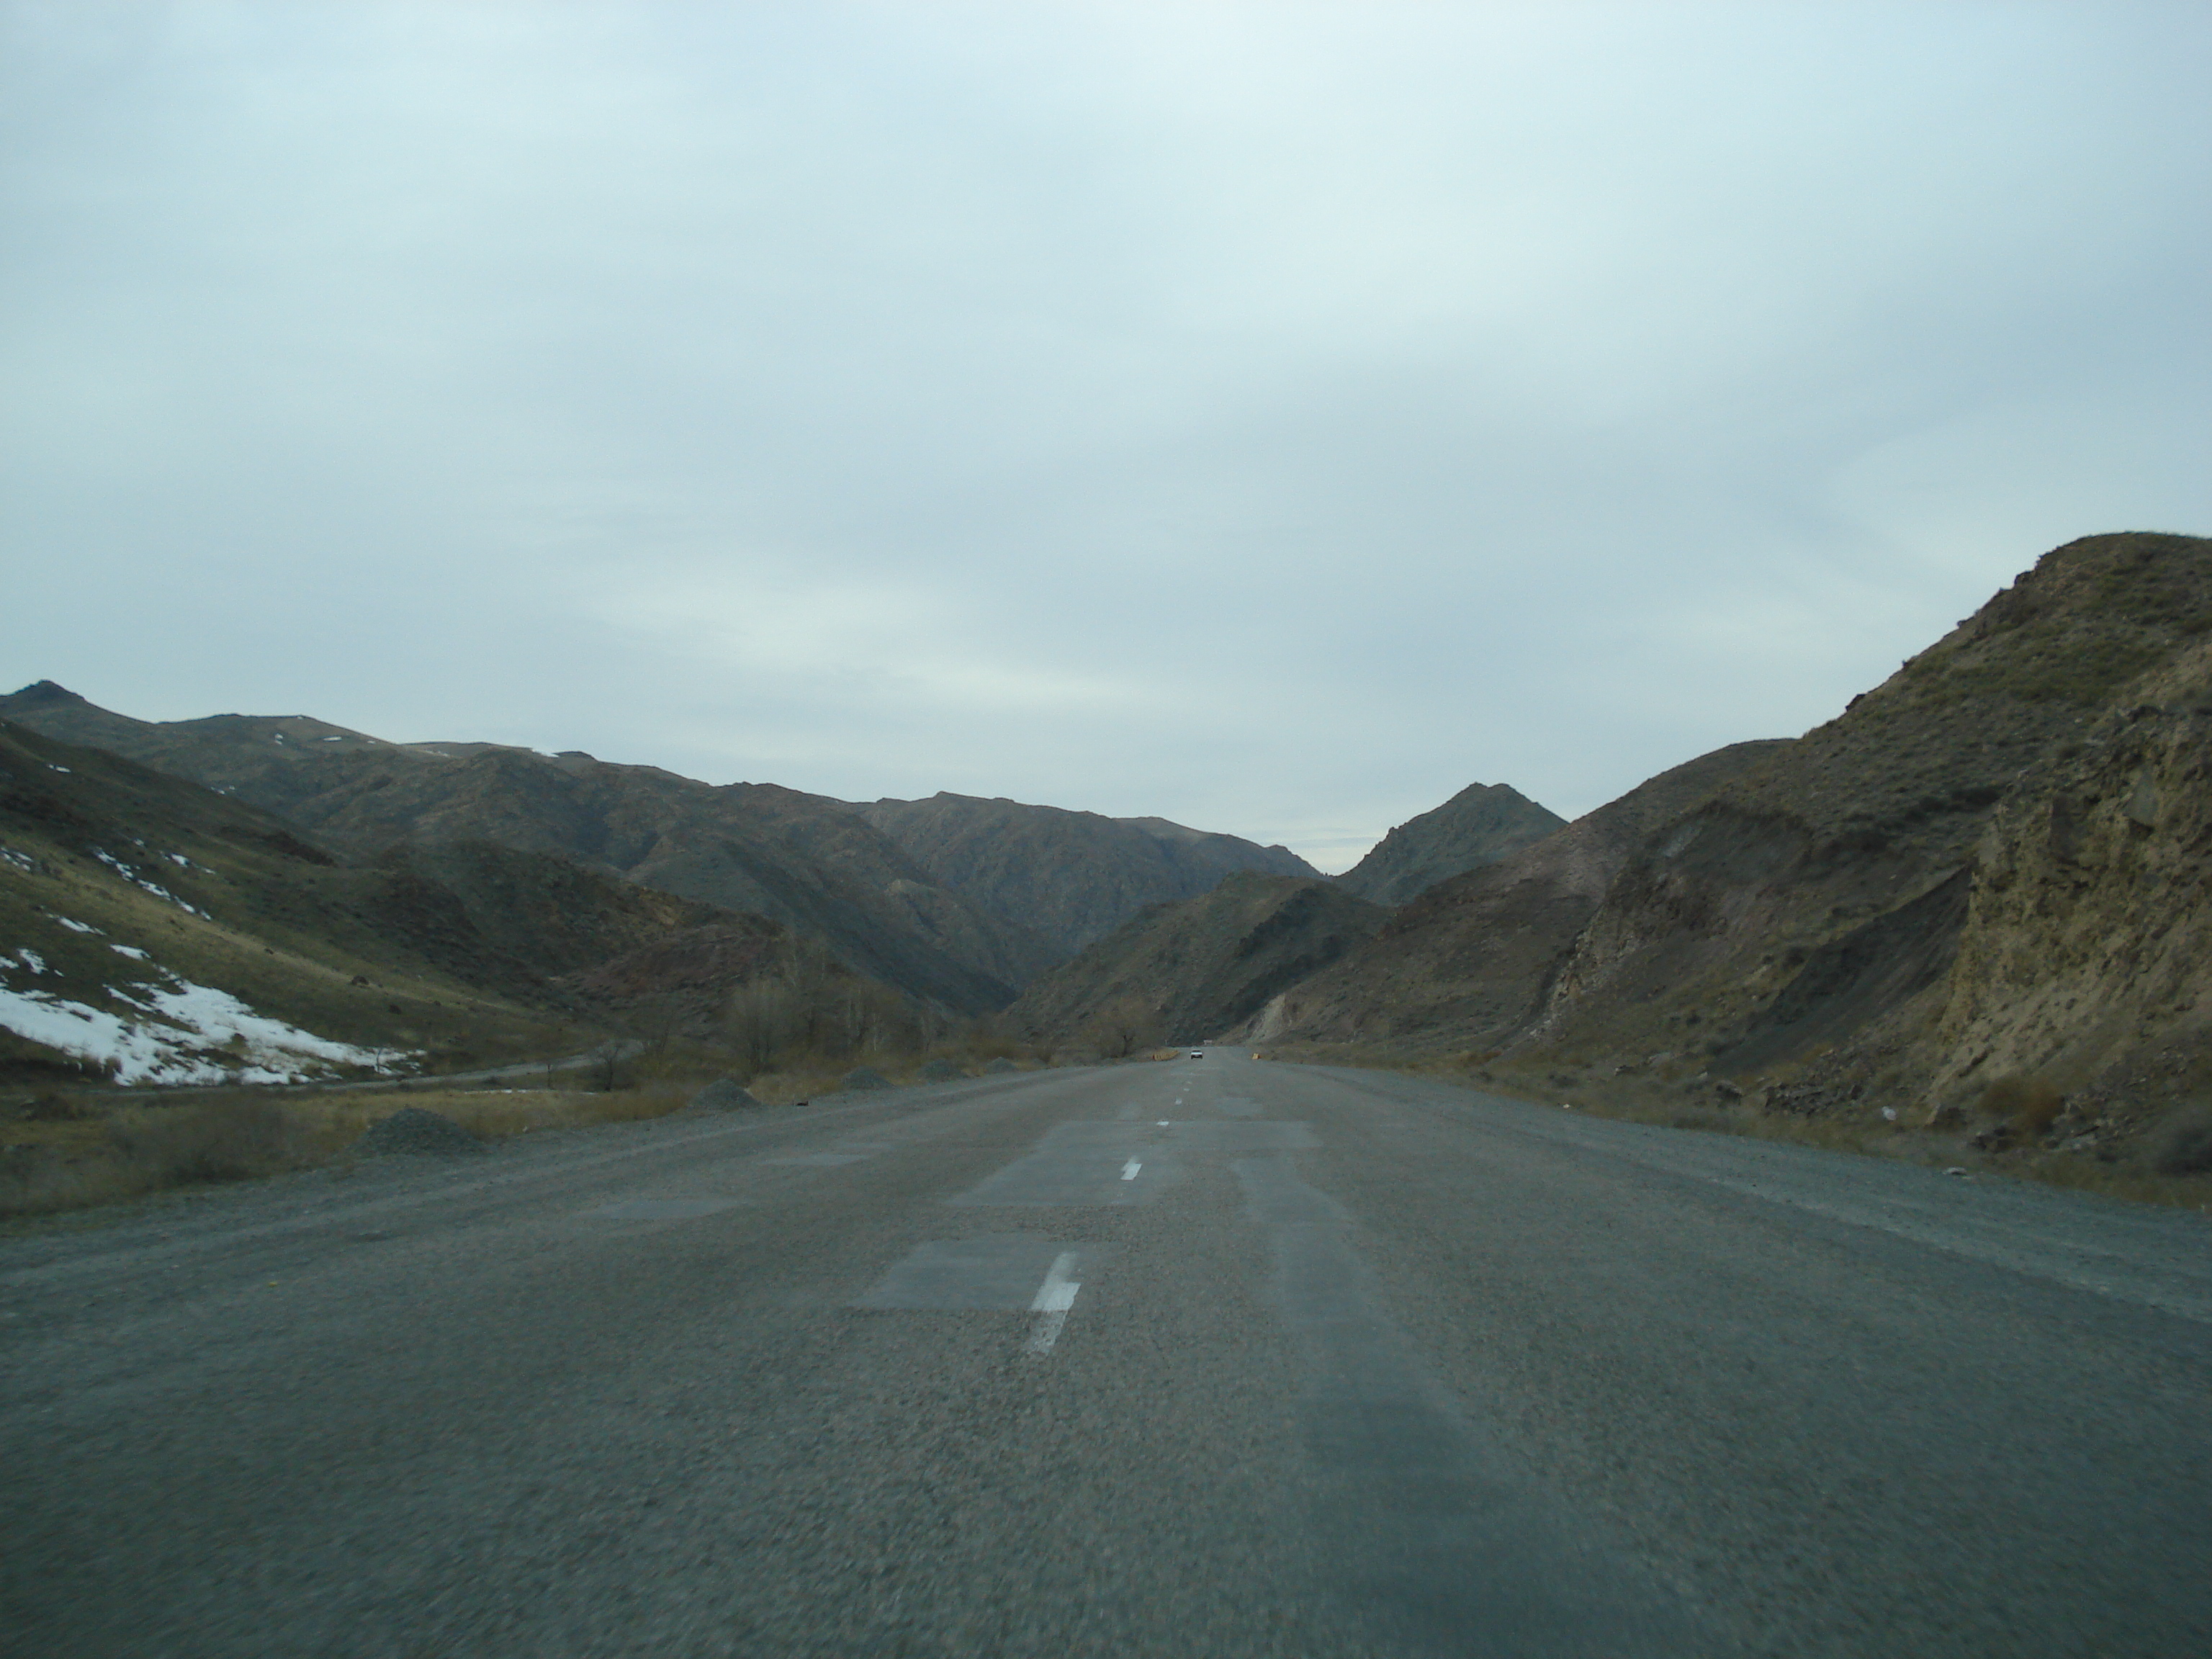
[5,529,2212,1214]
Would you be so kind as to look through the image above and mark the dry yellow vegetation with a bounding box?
[0,1084,692,1221]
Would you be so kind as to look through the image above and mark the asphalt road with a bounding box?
[4,1053,2208,1657]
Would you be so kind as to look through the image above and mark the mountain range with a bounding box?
[10,528,2211,1187]
[0,684,1313,1019]
[855,793,1317,957]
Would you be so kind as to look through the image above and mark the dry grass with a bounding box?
[0,1083,695,1221]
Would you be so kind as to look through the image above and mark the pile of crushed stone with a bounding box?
[839,1066,891,1092]
[691,1077,761,1111]
[352,1106,485,1158]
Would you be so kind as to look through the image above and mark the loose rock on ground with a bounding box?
[690,1077,761,1111]
[352,1107,485,1159]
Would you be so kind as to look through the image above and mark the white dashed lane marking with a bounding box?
[1120,1159,1142,1181]
[1024,1251,1082,1356]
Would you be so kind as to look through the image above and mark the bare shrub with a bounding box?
[718,943,933,1073]
[1082,996,1161,1060]
[108,1099,300,1186]
[1980,1074,2066,1134]
[0,1148,146,1218]
[2150,1104,2212,1176]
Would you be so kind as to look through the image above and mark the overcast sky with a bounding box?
[4,1,2208,868]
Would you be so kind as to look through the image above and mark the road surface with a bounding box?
[4,1052,2208,1655]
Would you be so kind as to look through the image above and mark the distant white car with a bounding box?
[1189,1050,1203,1058]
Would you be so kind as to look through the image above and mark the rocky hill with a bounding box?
[1000,872,1388,1052]
[0,719,802,1085]
[1270,530,2212,1172]
[1250,741,1789,1047]
[1515,534,2212,1069]
[853,791,1318,957]
[0,684,1048,1012]
[1332,781,1565,904]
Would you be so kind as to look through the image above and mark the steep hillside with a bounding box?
[1256,742,1789,1047]
[1333,781,1565,905]
[1514,534,2212,1076]
[0,721,662,1084]
[1747,629,2212,1156]
[1263,531,2212,1186]
[1001,872,1388,1051]
[0,714,874,1090]
[853,791,1318,957]
[0,685,1046,1012]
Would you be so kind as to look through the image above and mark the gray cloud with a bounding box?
[4,1,2208,867]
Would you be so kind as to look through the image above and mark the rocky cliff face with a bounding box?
[1516,534,2212,1082]
[1761,631,2212,1154]
[853,791,1318,958]
[1332,781,1565,905]
[0,686,1046,1012]
[1928,670,2212,1107]
[1001,872,1388,1051]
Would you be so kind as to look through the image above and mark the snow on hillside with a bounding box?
[90,848,209,917]
[0,963,406,1085]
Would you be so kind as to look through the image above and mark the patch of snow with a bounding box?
[163,852,193,868]
[53,915,101,934]
[91,848,210,917]
[110,944,150,961]
[46,764,71,773]
[1,847,35,873]
[0,976,410,1085]
[6,949,49,975]
[322,735,343,742]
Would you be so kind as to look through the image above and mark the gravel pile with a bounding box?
[839,1066,892,1092]
[917,1058,963,1082]
[691,1077,761,1112]
[352,1107,485,1159]
[983,1057,1019,1075]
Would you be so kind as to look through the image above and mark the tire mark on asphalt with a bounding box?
[1235,1153,1708,1658]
